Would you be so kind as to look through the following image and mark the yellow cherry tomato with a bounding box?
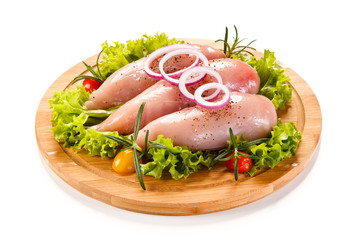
[112,149,138,175]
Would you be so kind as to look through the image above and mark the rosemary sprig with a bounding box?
[104,102,170,190]
[104,102,147,190]
[215,25,257,58]
[210,128,269,180]
[71,50,104,85]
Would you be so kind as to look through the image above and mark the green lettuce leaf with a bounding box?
[49,86,119,126]
[247,119,302,175]
[49,86,120,158]
[248,50,292,109]
[99,33,182,79]
[141,135,215,180]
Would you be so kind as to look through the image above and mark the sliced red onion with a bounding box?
[159,49,209,85]
[178,66,223,101]
[143,44,197,79]
[143,44,230,109]
[194,83,230,109]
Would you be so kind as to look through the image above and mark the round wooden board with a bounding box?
[35,39,322,215]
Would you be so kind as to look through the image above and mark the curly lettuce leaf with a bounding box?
[141,135,215,180]
[249,50,292,109]
[49,86,119,126]
[49,86,120,158]
[99,33,182,79]
[74,128,120,157]
[247,119,302,175]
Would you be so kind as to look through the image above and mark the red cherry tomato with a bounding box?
[83,78,102,92]
[225,151,253,173]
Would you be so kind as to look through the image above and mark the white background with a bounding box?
[1,0,359,239]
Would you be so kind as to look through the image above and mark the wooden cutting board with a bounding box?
[35,38,322,215]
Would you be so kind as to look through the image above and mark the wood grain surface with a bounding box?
[35,39,322,215]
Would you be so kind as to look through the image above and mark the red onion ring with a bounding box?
[143,44,230,109]
[158,49,208,85]
[143,44,198,79]
[178,66,223,101]
[194,83,230,109]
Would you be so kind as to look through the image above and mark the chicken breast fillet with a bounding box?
[136,92,277,151]
[94,58,260,134]
[93,80,194,133]
[209,58,260,94]
[84,44,225,110]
